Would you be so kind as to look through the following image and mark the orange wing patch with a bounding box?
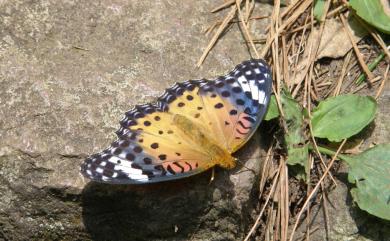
[80,59,272,184]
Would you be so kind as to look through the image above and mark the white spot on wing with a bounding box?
[111,156,148,181]
[254,68,260,74]
[258,90,266,104]
[238,76,250,92]
[249,80,259,100]
[108,156,121,164]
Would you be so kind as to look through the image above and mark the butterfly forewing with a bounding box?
[81,59,272,184]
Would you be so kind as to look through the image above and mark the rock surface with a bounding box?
[0,1,272,240]
[0,1,389,241]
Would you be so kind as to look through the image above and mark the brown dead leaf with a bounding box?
[292,16,367,85]
[315,16,367,59]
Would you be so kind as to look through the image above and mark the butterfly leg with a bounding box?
[235,158,256,174]
[209,167,215,184]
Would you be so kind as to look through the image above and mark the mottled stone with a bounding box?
[0,1,272,240]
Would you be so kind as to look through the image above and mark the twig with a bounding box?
[288,3,347,34]
[352,76,381,93]
[235,0,259,58]
[260,0,313,58]
[244,162,282,241]
[211,0,235,13]
[375,64,389,99]
[271,0,281,97]
[282,36,291,89]
[245,0,249,21]
[319,170,331,241]
[291,13,310,92]
[197,6,237,67]
[339,14,374,85]
[308,121,338,186]
[333,51,352,96]
[295,226,320,241]
[280,159,289,241]
[259,142,275,197]
[356,51,387,85]
[204,21,219,36]
[306,0,330,108]
[305,155,313,241]
[288,139,347,241]
[353,15,390,64]
[250,15,270,20]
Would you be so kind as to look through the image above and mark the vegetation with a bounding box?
[197,0,390,240]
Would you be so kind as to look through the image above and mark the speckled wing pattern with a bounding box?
[80,59,272,184]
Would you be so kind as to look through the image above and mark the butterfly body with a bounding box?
[81,59,272,184]
[171,113,235,169]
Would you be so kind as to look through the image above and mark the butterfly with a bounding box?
[80,59,272,184]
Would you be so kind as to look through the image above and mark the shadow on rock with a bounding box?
[81,128,272,241]
[81,171,231,241]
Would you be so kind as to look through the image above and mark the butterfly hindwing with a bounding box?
[81,59,272,184]
[81,107,212,184]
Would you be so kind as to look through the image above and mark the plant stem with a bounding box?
[356,52,386,85]
[308,144,351,162]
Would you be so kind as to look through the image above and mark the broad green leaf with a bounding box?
[314,0,327,21]
[287,145,309,166]
[287,145,310,182]
[343,144,390,221]
[311,95,377,142]
[264,95,279,121]
[282,92,305,145]
[281,91,309,180]
[349,0,390,34]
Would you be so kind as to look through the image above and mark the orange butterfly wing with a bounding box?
[80,59,272,184]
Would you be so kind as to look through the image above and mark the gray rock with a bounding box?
[0,1,272,240]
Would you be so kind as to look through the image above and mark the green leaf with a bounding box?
[287,145,309,166]
[282,92,305,145]
[344,144,390,221]
[311,94,377,142]
[281,91,309,181]
[264,95,279,121]
[314,0,327,21]
[349,0,390,34]
[287,145,310,182]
